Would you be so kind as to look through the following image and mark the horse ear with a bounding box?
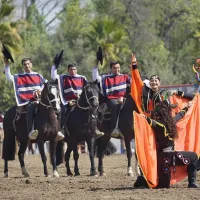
[93,80,98,84]
[43,82,48,88]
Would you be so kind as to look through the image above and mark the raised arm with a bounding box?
[173,101,192,123]
[92,65,102,83]
[4,59,13,82]
[130,54,145,113]
[51,65,59,80]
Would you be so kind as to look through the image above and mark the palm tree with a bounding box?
[85,17,131,70]
[0,0,22,61]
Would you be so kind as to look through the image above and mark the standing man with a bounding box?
[4,57,64,141]
[51,63,104,137]
[92,61,131,137]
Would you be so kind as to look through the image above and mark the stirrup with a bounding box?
[29,130,38,140]
[95,131,104,139]
[110,128,123,138]
[56,131,65,141]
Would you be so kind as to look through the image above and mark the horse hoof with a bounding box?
[4,173,9,178]
[74,172,80,176]
[53,170,59,178]
[22,172,30,177]
[127,172,134,177]
[99,172,106,176]
[22,167,30,177]
[90,172,98,176]
[67,172,73,176]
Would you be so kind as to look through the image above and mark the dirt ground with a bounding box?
[0,152,199,200]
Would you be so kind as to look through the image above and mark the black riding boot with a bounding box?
[91,110,104,138]
[26,103,38,140]
[110,104,122,138]
[187,165,199,188]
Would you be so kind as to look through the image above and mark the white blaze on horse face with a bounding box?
[50,87,61,111]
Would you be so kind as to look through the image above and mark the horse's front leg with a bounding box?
[86,137,97,176]
[124,139,133,177]
[49,140,59,178]
[18,140,30,177]
[38,141,49,177]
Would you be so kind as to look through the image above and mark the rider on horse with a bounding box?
[51,58,104,138]
[92,60,131,138]
[3,56,64,141]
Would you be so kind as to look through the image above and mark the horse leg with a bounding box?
[124,139,133,177]
[18,141,30,177]
[38,141,49,177]
[73,146,80,176]
[4,160,9,178]
[96,137,110,176]
[65,145,73,176]
[49,141,59,178]
[86,137,97,176]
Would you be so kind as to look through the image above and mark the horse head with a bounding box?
[40,82,61,112]
[77,82,100,111]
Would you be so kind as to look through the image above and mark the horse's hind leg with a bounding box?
[18,141,30,177]
[124,139,133,177]
[73,147,80,176]
[86,137,97,176]
[38,141,49,177]
[96,136,110,176]
[65,145,73,176]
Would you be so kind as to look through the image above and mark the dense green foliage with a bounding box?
[0,0,200,112]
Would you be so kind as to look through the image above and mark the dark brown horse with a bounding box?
[96,94,139,176]
[2,82,62,178]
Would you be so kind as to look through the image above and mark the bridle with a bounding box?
[76,84,99,110]
[38,86,60,110]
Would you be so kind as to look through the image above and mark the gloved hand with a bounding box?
[117,97,124,104]
[33,90,41,98]
[54,50,64,69]
[68,100,76,107]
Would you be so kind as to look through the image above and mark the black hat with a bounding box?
[54,50,64,69]
[2,44,14,63]
[96,46,103,66]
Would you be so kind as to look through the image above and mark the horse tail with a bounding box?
[2,130,16,160]
[55,140,64,166]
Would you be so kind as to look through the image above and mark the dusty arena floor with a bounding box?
[0,153,199,200]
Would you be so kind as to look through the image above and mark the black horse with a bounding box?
[63,82,100,176]
[96,94,139,176]
[2,82,62,178]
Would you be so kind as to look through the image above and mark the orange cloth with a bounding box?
[134,94,200,188]
[131,68,144,113]
[170,94,190,117]
[134,112,158,188]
